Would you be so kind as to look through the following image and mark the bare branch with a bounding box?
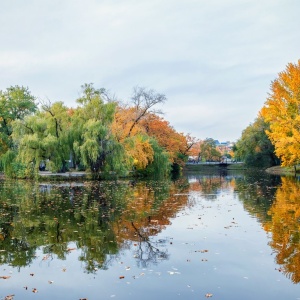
[127,86,167,137]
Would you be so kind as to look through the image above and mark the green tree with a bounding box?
[0,86,37,176]
[199,138,221,162]
[0,86,36,152]
[12,101,71,175]
[234,115,279,167]
[137,138,171,178]
[71,83,128,178]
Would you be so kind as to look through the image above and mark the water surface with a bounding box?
[1,171,300,299]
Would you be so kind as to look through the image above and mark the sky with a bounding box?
[0,0,299,142]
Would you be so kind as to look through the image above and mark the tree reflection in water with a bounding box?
[130,221,169,268]
[233,171,300,284]
[0,178,189,273]
[263,177,300,283]
[2,172,300,285]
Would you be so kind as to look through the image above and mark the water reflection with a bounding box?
[232,172,300,284]
[0,179,190,273]
[188,173,239,200]
[234,170,281,222]
[263,177,300,283]
[1,171,300,288]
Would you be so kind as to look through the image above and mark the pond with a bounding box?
[1,170,300,300]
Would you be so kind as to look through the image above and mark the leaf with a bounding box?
[67,247,76,252]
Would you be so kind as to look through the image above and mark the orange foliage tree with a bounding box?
[111,87,168,171]
[111,87,195,169]
[140,114,193,165]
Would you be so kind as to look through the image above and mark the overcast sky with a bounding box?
[0,0,299,142]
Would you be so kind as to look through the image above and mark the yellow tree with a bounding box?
[111,87,167,172]
[261,60,300,170]
[264,177,300,283]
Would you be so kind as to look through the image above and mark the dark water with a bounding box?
[1,170,300,299]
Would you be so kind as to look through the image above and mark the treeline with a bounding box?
[234,59,300,170]
[0,83,194,179]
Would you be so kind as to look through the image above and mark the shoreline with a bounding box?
[1,165,298,180]
[265,165,298,176]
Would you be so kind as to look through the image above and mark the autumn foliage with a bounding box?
[264,177,300,283]
[0,84,194,178]
[261,59,300,168]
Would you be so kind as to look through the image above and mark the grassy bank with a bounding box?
[265,165,299,176]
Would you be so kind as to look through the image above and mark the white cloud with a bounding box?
[0,0,299,141]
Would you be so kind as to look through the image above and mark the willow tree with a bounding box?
[139,138,171,178]
[71,83,128,177]
[0,86,37,176]
[12,101,71,175]
[261,60,300,171]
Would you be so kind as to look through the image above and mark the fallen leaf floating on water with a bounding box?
[4,295,14,300]
[67,247,76,252]
[0,276,11,279]
[205,293,213,298]
[42,254,50,260]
